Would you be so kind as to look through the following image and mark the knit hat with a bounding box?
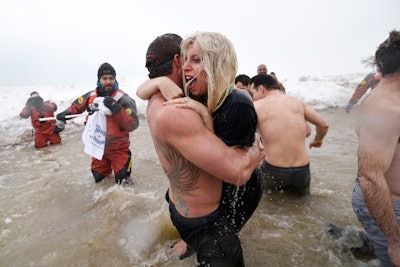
[30,91,40,97]
[145,33,182,72]
[97,63,116,81]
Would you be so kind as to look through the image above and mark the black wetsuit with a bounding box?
[167,88,262,266]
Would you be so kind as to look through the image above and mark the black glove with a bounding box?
[54,120,66,134]
[103,97,122,115]
[56,110,71,121]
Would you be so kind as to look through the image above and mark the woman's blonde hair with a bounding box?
[181,32,238,113]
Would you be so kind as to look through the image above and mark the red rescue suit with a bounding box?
[20,98,61,148]
[64,88,139,183]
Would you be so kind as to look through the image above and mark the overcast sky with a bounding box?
[0,0,398,86]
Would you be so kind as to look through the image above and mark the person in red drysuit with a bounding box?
[56,63,139,185]
[19,91,62,148]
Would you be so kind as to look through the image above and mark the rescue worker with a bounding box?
[56,63,139,185]
[19,91,62,148]
[345,71,381,113]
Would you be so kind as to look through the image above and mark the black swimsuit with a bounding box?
[260,161,311,196]
[166,191,244,266]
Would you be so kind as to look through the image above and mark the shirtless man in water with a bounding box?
[250,74,329,196]
[352,29,400,267]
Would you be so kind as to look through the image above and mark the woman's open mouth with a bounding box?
[186,77,197,91]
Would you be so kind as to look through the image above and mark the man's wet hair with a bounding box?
[250,74,278,90]
[145,33,182,79]
[375,29,400,77]
[146,59,174,79]
[235,74,251,86]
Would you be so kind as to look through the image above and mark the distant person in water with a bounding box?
[257,63,268,75]
[345,71,381,113]
[270,71,286,93]
[19,91,62,148]
[235,74,252,96]
[352,29,400,267]
[251,74,329,196]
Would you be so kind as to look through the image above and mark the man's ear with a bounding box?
[172,54,183,79]
[173,54,181,66]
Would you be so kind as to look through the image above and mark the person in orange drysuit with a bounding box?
[56,63,139,185]
[19,91,62,148]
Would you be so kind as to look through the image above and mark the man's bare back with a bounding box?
[255,91,310,167]
[250,74,328,196]
[253,90,328,167]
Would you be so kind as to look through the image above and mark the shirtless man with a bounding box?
[250,74,329,196]
[352,29,400,267]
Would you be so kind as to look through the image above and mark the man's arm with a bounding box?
[136,77,183,100]
[156,105,263,186]
[19,104,31,119]
[164,97,214,132]
[108,94,139,131]
[57,91,93,121]
[303,104,329,148]
[357,108,400,264]
[139,77,213,131]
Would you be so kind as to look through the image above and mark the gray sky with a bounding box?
[0,0,398,86]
